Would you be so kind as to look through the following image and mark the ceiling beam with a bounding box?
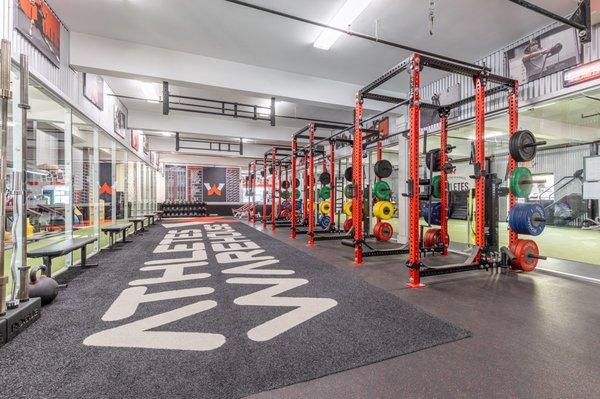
[69,32,404,111]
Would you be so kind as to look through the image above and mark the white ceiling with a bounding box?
[52,0,583,85]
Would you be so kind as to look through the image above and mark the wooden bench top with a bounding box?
[101,223,133,232]
[27,236,98,258]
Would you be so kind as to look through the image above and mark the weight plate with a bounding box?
[374,159,393,178]
[374,221,393,241]
[510,130,537,162]
[431,175,442,199]
[319,172,331,185]
[318,215,331,230]
[281,180,291,189]
[319,186,331,200]
[343,218,353,232]
[422,201,442,225]
[344,184,354,199]
[295,189,301,199]
[281,190,291,200]
[508,203,546,236]
[373,200,394,220]
[373,180,391,200]
[426,149,441,172]
[319,200,331,215]
[510,239,539,272]
[509,167,532,198]
[343,201,353,216]
[344,167,353,182]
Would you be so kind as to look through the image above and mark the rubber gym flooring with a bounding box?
[0,218,471,398]
[247,222,600,398]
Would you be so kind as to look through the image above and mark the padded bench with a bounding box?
[101,223,133,249]
[129,217,147,234]
[143,213,156,226]
[27,236,98,278]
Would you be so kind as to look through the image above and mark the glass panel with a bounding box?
[71,114,97,262]
[24,84,68,272]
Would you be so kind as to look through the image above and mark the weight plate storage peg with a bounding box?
[373,180,391,200]
[509,167,533,198]
[508,203,546,236]
[373,221,393,241]
[319,200,331,215]
[509,130,540,162]
[319,186,331,200]
[509,238,540,272]
[431,175,442,199]
[373,201,395,220]
[319,172,331,185]
[344,167,353,182]
[343,218,353,232]
[374,159,393,178]
[343,201,353,216]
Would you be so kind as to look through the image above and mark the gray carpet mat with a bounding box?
[0,220,470,398]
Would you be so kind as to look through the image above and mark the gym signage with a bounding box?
[84,223,337,351]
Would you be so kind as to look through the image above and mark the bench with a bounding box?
[129,217,147,234]
[27,236,98,278]
[143,213,156,226]
[101,223,133,249]
[155,211,164,223]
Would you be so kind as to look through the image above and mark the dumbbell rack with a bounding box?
[159,201,207,218]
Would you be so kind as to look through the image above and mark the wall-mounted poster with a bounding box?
[14,0,61,67]
[164,164,241,202]
[143,134,150,155]
[113,100,128,139]
[506,25,582,84]
[83,73,104,110]
[131,129,140,151]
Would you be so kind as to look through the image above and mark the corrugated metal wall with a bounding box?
[422,22,600,125]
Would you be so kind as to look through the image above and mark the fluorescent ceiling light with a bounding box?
[137,81,159,103]
[159,131,175,137]
[314,0,373,50]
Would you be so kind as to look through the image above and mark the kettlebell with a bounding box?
[29,265,59,306]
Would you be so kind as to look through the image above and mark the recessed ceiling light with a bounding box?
[314,0,373,50]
